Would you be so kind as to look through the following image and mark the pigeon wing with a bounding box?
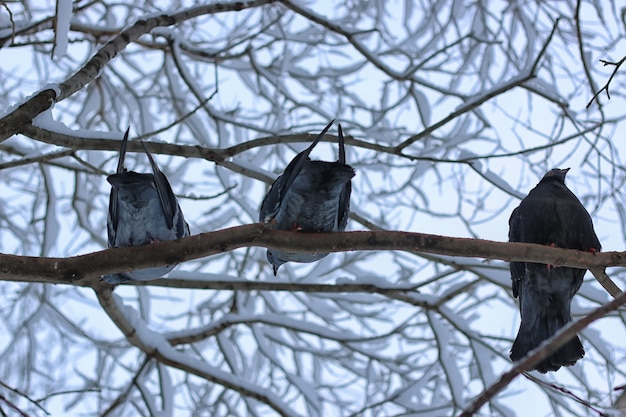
[560,188,601,252]
[508,205,524,298]
[259,174,284,222]
[337,124,351,231]
[107,189,118,248]
[107,128,130,247]
[140,140,179,230]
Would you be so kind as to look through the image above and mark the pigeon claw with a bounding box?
[547,242,558,270]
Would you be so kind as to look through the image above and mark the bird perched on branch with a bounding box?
[509,168,600,372]
[259,120,355,275]
[104,128,190,284]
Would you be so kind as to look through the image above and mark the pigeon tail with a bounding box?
[106,130,189,283]
[297,161,354,194]
[108,171,155,188]
[510,293,584,373]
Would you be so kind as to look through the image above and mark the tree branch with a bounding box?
[393,17,560,151]
[0,224,623,291]
[0,89,56,142]
[96,285,301,417]
[459,288,626,417]
[19,123,426,166]
[590,268,622,298]
[0,0,278,142]
[586,55,626,108]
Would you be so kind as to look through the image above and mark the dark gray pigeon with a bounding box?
[103,129,190,284]
[509,168,600,373]
[259,120,355,275]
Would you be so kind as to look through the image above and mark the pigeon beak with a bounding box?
[561,168,570,174]
[273,264,279,276]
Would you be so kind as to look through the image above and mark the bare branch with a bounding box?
[0,394,29,417]
[586,55,626,108]
[0,224,622,287]
[590,268,622,298]
[0,380,48,415]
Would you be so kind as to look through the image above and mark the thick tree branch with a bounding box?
[0,89,56,142]
[0,224,623,291]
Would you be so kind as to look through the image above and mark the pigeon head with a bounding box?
[266,250,285,276]
[540,168,570,184]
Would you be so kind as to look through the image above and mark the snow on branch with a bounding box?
[96,286,301,417]
[0,0,277,142]
[394,17,561,151]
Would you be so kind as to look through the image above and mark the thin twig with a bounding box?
[575,0,599,108]
[586,55,626,108]
[100,358,151,417]
[523,373,609,417]
[394,17,560,151]
[0,395,28,417]
[0,1,15,45]
[0,380,49,415]
[95,285,300,417]
[0,148,74,171]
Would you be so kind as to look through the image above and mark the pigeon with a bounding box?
[103,129,190,284]
[509,168,600,372]
[259,120,355,275]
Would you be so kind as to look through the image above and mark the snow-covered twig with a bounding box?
[96,285,302,417]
